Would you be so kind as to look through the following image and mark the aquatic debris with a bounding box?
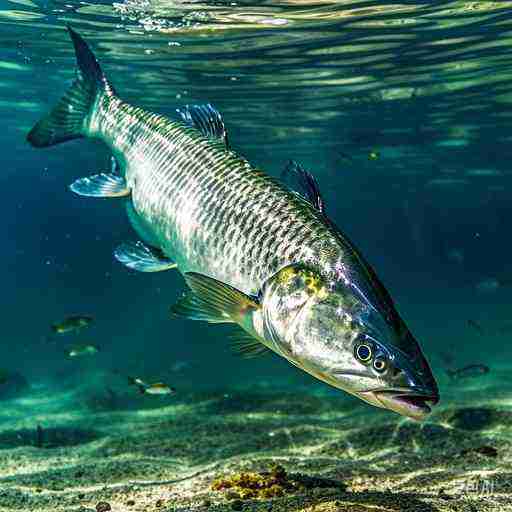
[128,376,176,395]
[66,344,100,358]
[446,364,489,380]
[211,464,341,500]
[52,315,93,334]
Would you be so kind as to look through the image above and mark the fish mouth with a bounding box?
[361,387,439,421]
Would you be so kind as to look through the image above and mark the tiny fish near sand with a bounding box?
[446,364,490,380]
[27,27,438,420]
[66,345,99,358]
[128,377,175,395]
[52,315,93,335]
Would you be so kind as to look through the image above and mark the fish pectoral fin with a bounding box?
[171,272,260,324]
[228,328,270,358]
[282,160,325,214]
[70,173,130,198]
[177,103,229,149]
[114,241,177,272]
[171,291,233,323]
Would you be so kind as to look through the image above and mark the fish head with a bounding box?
[260,263,439,420]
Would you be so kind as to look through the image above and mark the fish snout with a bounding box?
[362,365,440,420]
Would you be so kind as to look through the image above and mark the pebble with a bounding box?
[96,503,111,512]
[231,499,243,511]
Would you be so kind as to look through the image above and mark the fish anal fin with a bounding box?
[70,173,130,198]
[114,241,177,272]
[177,103,229,148]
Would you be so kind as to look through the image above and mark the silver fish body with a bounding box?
[93,97,343,296]
[27,27,439,420]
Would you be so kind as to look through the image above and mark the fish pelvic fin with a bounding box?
[228,328,270,358]
[27,25,116,148]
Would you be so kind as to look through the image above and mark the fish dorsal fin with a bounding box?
[171,272,260,324]
[177,103,229,148]
[282,160,325,214]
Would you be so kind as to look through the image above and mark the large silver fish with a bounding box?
[28,27,439,420]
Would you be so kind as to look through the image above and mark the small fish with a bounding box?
[475,278,500,294]
[467,319,484,336]
[66,344,99,358]
[446,364,490,380]
[338,151,354,164]
[128,376,176,395]
[52,315,93,334]
[144,383,176,395]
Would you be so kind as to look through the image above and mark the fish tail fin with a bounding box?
[27,25,116,148]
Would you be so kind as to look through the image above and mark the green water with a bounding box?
[1,1,512,510]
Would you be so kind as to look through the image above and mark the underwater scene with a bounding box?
[2,0,512,511]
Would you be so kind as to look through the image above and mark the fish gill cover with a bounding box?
[0,1,512,511]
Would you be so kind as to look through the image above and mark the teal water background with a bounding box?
[2,0,512,405]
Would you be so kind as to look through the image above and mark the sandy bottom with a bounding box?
[0,369,511,512]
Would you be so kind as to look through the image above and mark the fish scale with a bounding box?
[92,95,343,295]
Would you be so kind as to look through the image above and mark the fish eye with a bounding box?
[373,357,387,373]
[355,343,372,363]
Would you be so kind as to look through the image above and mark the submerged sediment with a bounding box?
[0,376,510,512]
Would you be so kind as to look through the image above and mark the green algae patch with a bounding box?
[211,464,342,500]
